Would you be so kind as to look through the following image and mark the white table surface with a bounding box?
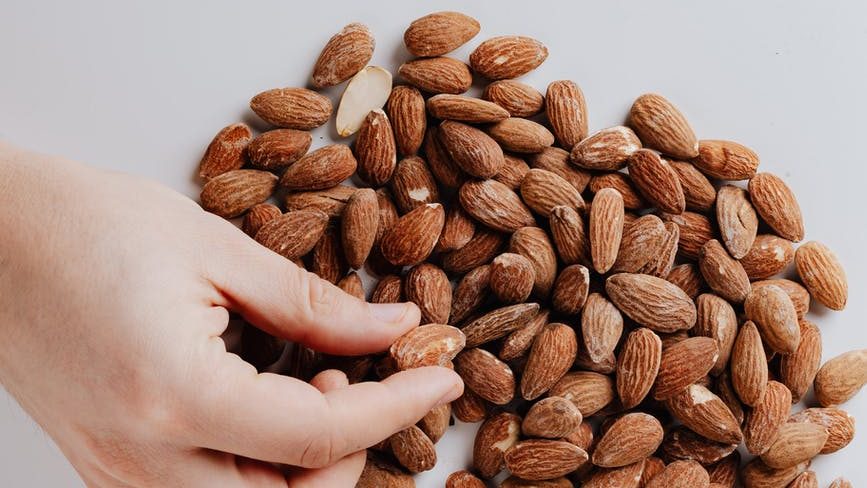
[2,0,866,486]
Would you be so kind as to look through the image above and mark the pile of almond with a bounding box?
[197,11,863,488]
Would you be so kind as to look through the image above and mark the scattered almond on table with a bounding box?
[197,10,862,488]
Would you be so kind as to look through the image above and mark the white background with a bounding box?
[1,0,866,486]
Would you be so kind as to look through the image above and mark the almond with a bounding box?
[200,169,277,218]
[504,439,588,481]
[398,57,472,94]
[666,263,705,299]
[336,66,393,137]
[787,471,818,488]
[521,168,586,217]
[522,396,583,439]
[565,420,594,452]
[473,412,521,478]
[442,227,505,274]
[445,470,485,488]
[509,226,558,298]
[501,477,572,488]
[814,349,867,407]
[671,160,716,211]
[788,407,856,454]
[794,240,848,310]
[389,425,436,473]
[459,179,535,232]
[546,80,589,148]
[617,327,662,409]
[752,279,810,318]
[284,184,356,217]
[423,125,468,189]
[437,204,476,252]
[571,126,641,171]
[581,292,623,364]
[337,271,365,300]
[549,205,589,265]
[744,284,800,354]
[389,323,465,370]
[311,22,375,88]
[552,264,590,315]
[760,422,827,469]
[829,478,853,488]
[741,458,808,488]
[242,203,282,237]
[748,172,805,242]
[452,387,488,423]
[698,239,751,303]
[694,293,738,376]
[247,128,312,170]
[341,188,378,269]
[691,140,759,180]
[386,85,426,157]
[740,234,795,280]
[439,120,506,178]
[707,451,740,488]
[311,225,346,283]
[661,426,738,465]
[730,321,769,407]
[254,209,328,261]
[490,252,535,303]
[646,460,709,488]
[427,94,510,123]
[371,274,403,303]
[403,11,480,57]
[589,172,647,210]
[779,320,822,402]
[500,309,549,361]
[582,461,645,488]
[357,452,413,488]
[528,146,592,192]
[449,265,492,325]
[628,149,686,214]
[654,337,719,400]
[606,273,697,333]
[744,381,792,455]
[379,203,445,265]
[628,93,698,159]
[354,109,398,186]
[493,154,530,190]
[521,323,578,400]
[666,384,743,444]
[280,144,357,191]
[390,156,439,213]
[589,188,625,273]
[489,117,555,153]
[592,413,663,468]
[469,36,548,80]
[455,348,515,405]
[612,214,667,273]
[461,302,540,348]
[405,263,452,324]
[661,211,717,260]
[249,87,332,130]
[374,188,399,243]
[198,123,252,178]
[714,184,759,258]
[483,80,545,117]
[550,371,616,417]
[642,457,667,486]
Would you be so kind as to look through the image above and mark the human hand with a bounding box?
[0,143,463,487]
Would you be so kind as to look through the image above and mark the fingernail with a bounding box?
[370,302,410,323]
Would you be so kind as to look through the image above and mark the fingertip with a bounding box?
[384,366,464,406]
[310,369,349,392]
[369,301,421,328]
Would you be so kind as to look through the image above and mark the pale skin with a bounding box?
[0,142,463,487]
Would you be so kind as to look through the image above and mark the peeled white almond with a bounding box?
[335,66,393,137]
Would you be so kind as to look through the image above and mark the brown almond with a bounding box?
[284,184,355,218]
[789,407,856,455]
[667,263,705,299]
[593,413,664,467]
[442,227,506,274]
[247,129,311,170]
[691,139,759,180]
[427,94,510,123]
[552,264,590,315]
[489,117,555,153]
[335,273,363,301]
[254,209,328,260]
[814,349,867,407]
[405,263,451,324]
[449,265,492,325]
[654,337,719,400]
[628,93,698,159]
[740,234,795,280]
[387,85,426,157]
[281,144,357,191]
[698,239,751,303]
[589,188,625,273]
[437,204,476,252]
[661,211,717,261]
[617,327,662,409]
[483,80,545,117]
[744,284,800,354]
[521,168,586,217]
[473,412,521,478]
[549,205,589,265]
[354,109,398,186]
[522,396,583,439]
[581,293,623,364]
[715,185,759,259]
[666,384,743,444]
[794,241,848,310]
[311,226,346,283]
[390,156,439,213]
[470,36,548,80]
[509,226,558,298]
[198,123,252,178]
[612,214,667,273]
[787,471,818,488]
[493,154,530,190]
[829,478,853,488]
[730,321,769,407]
[528,146,592,192]
[404,11,480,57]
[341,188,378,269]
[504,439,588,481]
[741,458,808,488]
[521,323,578,400]
[445,470,485,488]
[389,425,436,473]
[606,273,697,333]
[546,80,589,148]
[590,173,647,212]
[455,348,515,405]
[571,125,641,171]
[379,203,445,266]
[389,323,465,370]
[490,253,535,303]
[707,452,740,488]
[760,423,827,469]
[628,149,686,214]
[582,461,645,488]
[200,169,277,218]
[500,309,549,361]
[744,381,792,455]
[374,188,399,243]
[250,87,332,130]
[371,274,403,303]
[242,203,282,237]
[459,179,535,232]
[398,57,472,94]
[694,293,738,376]
[646,460,709,488]
[311,22,374,88]
[550,371,616,416]
[671,160,716,211]
[423,125,468,189]
[452,387,488,423]
[357,452,414,488]
[779,320,822,402]
[462,302,540,348]
[749,172,804,242]
[753,279,810,318]
[439,120,505,178]
[661,426,739,465]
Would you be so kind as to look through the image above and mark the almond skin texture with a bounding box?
[439,120,505,178]
[528,146,592,192]
[694,293,738,375]
[379,203,445,266]
[612,214,668,273]
[284,184,355,218]
[389,425,436,473]
[483,80,545,117]
[716,185,758,259]
[198,123,252,179]
[760,422,827,469]
[593,412,664,468]
[455,348,515,405]
[254,209,329,261]
[661,426,739,465]
[242,203,282,237]
[250,87,332,130]
[814,349,867,407]
[490,253,535,303]
[666,384,743,444]
[788,407,856,454]
[247,129,311,170]
[617,327,662,409]
[744,381,792,455]
[489,117,555,153]
[730,321,769,407]
[389,323,465,370]
[571,125,641,171]
[646,460,710,488]
[589,188,625,273]
[427,94,510,123]
[504,440,588,481]
[661,211,717,260]
[787,471,818,488]
[779,320,822,402]
[521,323,578,400]
[371,274,402,304]
[387,85,426,157]
[445,470,486,488]
[748,172,804,242]
[739,234,795,280]
[628,149,686,214]
[667,263,705,299]
[606,273,697,333]
[794,241,848,310]
[500,308,549,361]
[522,396,582,439]
[200,169,277,218]
[550,371,616,416]
[449,265,492,325]
[698,239,751,304]
[654,337,719,400]
[442,227,506,274]
[470,36,548,80]
[581,293,623,365]
[423,126,467,189]
[452,387,488,423]
[404,11,480,57]
[437,204,475,252]
[549,205,589,265]
[509,226,557,298]
[582,461,645,488]
[473,412,521,478]
[552,264,590,315]
[340,188,378,269]
[546,80,589,148]
[744,284,800,354]
[405,264,452,324]
[280,144,357,191]
[671,160,716,211]
[337,271,364,300]
[311,22,374,88]
[521,168,586,217]
[494,154,530,190]
[459,179,535,232]
[390,156,439,213]
[741,458,808,488]
[398,57,472,94]
[628,93,698,159]
[691,139,760,180]
[354,109,398,186]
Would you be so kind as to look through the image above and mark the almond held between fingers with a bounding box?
[389,425,437,473]
[551,264,590,315]
[739,234,795,280]
[814,349,867,407]
[549,205,589,265]
[546,80,589,148]
[748,172,805,242]
[398,56,473,94]
[628,93,698,159]
[521,168,586,217]
[654,337,718,400]
[744,284,800,354]
[646,460,710,488]
[403,11,480,57]
[427,94,510,123]
[521,322,578,400]
[759,422,827,469]
[461,302,540,348]
[311,22,375,88]
[459,179,535,232]
[744,381,792,455]
[666,383,743,444]
[716,184,758,259]
[354,109,398,186]
[617,327,662,409]
[509,226,558,298]
[691,139,760,180]
[698,239,751,303]
[694,293,738,376]
[592,412,663,468]
[528,146,592,192]
[779,320,822,402]
[379,203,445,266]
[488,117,555,154]
[483,79,545,117]
[280,144,357,191]
[606,273,697,333]
[470,35,548,80]
[389,323,465,370]
[788,407,856,454]
[522,396,583,439]
[794,241,848,311]
[550,371,616,416]
[439,120,506,178]
[387,85,427,157]
[570,125,641,171]
[250,87,332,130]
[589,188,625,273]
[200,169,277,218]
[628,149,686,214]
[198,123,253,179]
[504,439,588,481]
[473,412,521,478]
[730,321,769,407]
[455,347,515,405]
[405,263,451,324]
[449,265,492,325]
